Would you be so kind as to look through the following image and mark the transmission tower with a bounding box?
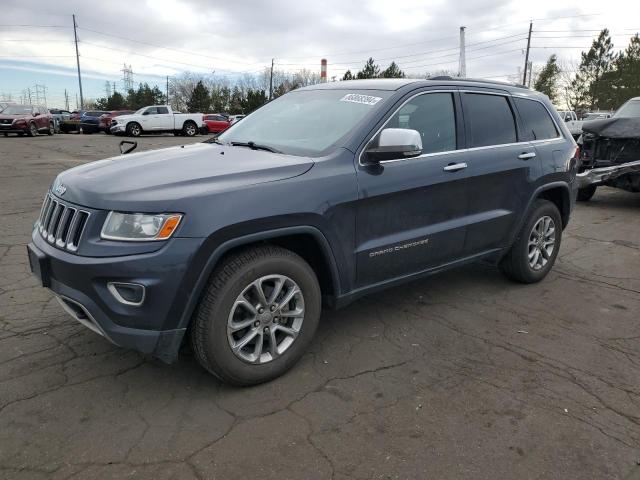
[121,64,134,92]
[104,81,112,98]
[33,84,47,106]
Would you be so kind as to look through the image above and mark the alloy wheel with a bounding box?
[227,274,305,364]
[528,215,556,271]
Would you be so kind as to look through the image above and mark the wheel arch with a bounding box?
[534,183,571,229]
[174,226,342,333]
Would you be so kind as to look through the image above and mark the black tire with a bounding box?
[577,185,597,202]
[126,122,142,137]
[3,133,7,137]
[182,121,197,137]
[499,199,562,284]
[190,245,321,386]
[27,122,38,137]
[47,121,54,135]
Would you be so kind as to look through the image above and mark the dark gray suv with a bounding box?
[27,78,579,385]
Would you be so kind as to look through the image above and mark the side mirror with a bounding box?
[363,128,422,164]
[33,112,40,117]
[119,140,137,155]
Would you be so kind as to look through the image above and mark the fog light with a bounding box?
[107,282,145,306]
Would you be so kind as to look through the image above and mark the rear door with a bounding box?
[355,89,471,286]
[458,90,539,256]
[156,106,173,130]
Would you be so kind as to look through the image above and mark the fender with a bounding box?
[504,181,572,251]
[173,225,342,332]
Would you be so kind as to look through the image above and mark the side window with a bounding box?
[145,107,157,115]
[157,106,169,114]
[513,98,559,141]
[385,92,456,154]
[462,93,517,147]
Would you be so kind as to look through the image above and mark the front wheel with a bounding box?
[190,246,321,386]
[27,122,38,137]
[499,199,562,284]
[577,185,597,202]
[182,121,197,137]
[126,122,142,137]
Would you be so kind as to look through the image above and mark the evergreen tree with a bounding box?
[342,70,354,81]
[569,29,615,110]
[356,58,380,79]
[244,89,268,112]
[380,62,405,78]
[533,55,560,103]
[211,85,231,113]
[598,34,640,109]
[126,83,165,109]
[186,80,211,113]
[229,86,244,114]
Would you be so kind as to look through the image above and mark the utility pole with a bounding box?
[269,58,274,100]
[458,26,466,77]
[64,89,69,110]
[523,21,533,85]
[527,61,533,87]
[72,14,84,109]
[27,87,32,105]
[166,75,169,105]
[112,81,116,94]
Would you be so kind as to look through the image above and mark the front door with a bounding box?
[355,90,471,287]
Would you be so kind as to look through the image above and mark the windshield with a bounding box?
[216,89,391,156]
[614,99,640,118]
[134,107,147,115]
[3,106,32,115]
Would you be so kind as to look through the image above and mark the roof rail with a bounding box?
[427,76,529,89]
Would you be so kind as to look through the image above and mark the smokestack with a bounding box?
[321,59,327,83]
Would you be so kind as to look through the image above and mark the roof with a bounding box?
[298,77,530,92]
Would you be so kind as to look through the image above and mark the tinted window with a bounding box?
[463,93,517,147]
[514,98,559,141]
[385,92,456,154]
[157,106,169,114]
[145,107,158,115]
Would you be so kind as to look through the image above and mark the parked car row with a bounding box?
[558,110,613,139]
[1,103,248,138]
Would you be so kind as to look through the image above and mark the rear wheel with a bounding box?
[27,122,38,137]
[500,199,562,284]
[182,121,197,137]
[191,245,321,386]
[126,122,142,137]
[577,185,597,202]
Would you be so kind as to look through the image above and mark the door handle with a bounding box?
[518,152,536,160]
[443,162,467,172]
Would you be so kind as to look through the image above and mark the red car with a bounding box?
[100,110,135,133]
[0,105,54,136]
[203,114,230,133]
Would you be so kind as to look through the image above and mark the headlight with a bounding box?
[101,212,182,241]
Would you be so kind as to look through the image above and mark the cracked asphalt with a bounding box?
[1,133,639,480]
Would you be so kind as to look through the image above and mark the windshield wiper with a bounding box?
[230,141,282,154]
[203,137,224,145]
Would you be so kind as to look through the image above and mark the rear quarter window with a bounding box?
[462,93,517,148]
[514,97,559,141]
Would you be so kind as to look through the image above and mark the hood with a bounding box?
[582,117,640,138]
[52,142,314,211]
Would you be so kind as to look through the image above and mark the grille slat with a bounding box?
[36,193,90,253]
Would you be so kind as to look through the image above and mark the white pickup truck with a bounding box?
[110,105,203,137]
[558,110,584,139]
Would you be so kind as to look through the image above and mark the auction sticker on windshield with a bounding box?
[340,93,382,106]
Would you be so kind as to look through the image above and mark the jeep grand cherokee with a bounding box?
[28,78,579,385]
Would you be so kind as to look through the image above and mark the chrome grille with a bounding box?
[37,193,90,252]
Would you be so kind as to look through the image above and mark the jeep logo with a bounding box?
[55,184,66,196]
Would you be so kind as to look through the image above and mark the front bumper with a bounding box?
[0,124,28,133]
[577,159,640,188]
[110,124,126,134]
[28,230,205,362]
